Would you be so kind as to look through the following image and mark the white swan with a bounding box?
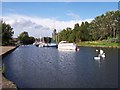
[101,53,105,58]
[94,56,100,60]
[94,54,100,60]
[100,49,104,55]
[94,49,105,60]
[96,49,98,52]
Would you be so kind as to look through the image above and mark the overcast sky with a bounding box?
[2,2,118,38]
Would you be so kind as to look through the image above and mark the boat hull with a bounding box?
[58,47,76,51]
[47,43,58,47]
[58,42,77,51]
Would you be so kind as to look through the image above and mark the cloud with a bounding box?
[67,12,80,20]
[3,14,93,38]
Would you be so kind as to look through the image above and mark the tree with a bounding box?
[18,31,35,45]
[29,36,35,44]
[58,10,120,43]
[43,37,52,43]
[89,10,120,40]
[1,21,14,45]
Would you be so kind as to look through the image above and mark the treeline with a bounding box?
[58,10,120,43]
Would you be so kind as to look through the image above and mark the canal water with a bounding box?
[2,45,118,88]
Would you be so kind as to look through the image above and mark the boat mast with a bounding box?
[57,33,59,44]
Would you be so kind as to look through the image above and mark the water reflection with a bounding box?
[2,45,118,88]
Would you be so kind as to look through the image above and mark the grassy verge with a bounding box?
[77,41,120,48]
[2,64,5,74]
[2,63,17,88]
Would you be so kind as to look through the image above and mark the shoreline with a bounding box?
[77,41,120,48]
[77,45,120,48]
[0,46,18,89]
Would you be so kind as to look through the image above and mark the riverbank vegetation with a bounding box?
[57,10,120,47]
[77,41,120,47]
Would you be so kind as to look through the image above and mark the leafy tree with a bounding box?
[57,10,120,43]
[89,10,120,41]
[1,21,14,45]
[18,31,35,45]
[43,37,52,43]
[29,36,35,44]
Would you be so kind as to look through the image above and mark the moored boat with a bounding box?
[33,42,39,47]
[48,43,57,47]
[58,41,78,51]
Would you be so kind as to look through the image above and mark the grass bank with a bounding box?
[77,41,120,48]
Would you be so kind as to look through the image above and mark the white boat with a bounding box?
[48,43,57,47]
[33,42,38,45]
[44,43,48,47]
[38,42,45,47]
[33,42,39,46]
[58,41,77,51]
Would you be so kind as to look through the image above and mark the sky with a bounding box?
[2,2,118,38]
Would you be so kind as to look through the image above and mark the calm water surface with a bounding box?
[3,45,118,88]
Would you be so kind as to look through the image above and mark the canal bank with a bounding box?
[0,46,18,89]
[77,41,120,48]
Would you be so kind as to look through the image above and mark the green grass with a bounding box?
[2,64,5,74]
[77,41,120,48]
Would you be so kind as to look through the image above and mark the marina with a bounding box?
[1,2,119,89]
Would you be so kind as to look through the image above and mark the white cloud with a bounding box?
[67,12,80,20]
[3,14,93,38]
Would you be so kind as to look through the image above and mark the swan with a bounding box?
[77,48,80,51]
[101,53,105,58]
[94,56,100,60]
[100,49,104,55]
[96,49,98,52]
[94,49,105,60]
[94,54,100,60]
